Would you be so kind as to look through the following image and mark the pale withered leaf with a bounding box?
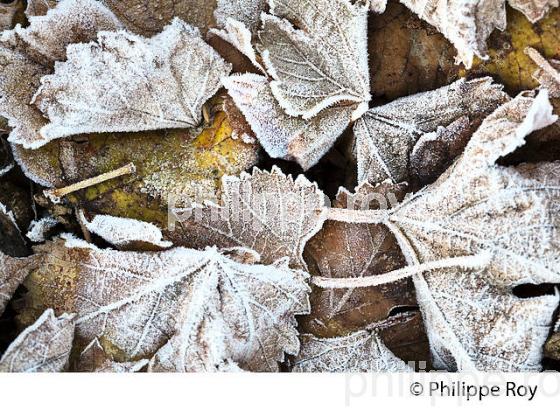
[167,166,327,269]
[75,339,148,372]
[53,236,310,370]
[258,0,370,119]
[526,47,560,98]
[382,91,560,371]
[0,0,122,149]
[400,0,558,68]
[100,0,217,36]
[0,309,75,372]
[300,181,415,337]
[0,251,35,315]
[293,329,412,372]
[34,18,232,142]
[214,0,266,34]
[79,213,172,250]
[223,74,353,170]
[353,77,509,185]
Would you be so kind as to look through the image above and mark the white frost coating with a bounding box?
[223,74,353,169]
[26,216,59,242]
[34,18,232,143]
[167,165,328,268]
[259,0,371,119]
[61,239,310,371]
[293,331,412,372]
[399,0,558,68]
[79,212,172,249]
[0,309,75,372]
[353,77,509,184]
[210,18,265,73]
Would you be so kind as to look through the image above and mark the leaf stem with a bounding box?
[44,163,136,204]
[311,253,490,289]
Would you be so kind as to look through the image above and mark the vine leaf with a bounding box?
[258,0,370,119]
[383,91,560,371]
[0,0,122,149]
[35,18,231,142]
[293,328,412,372]
[0,309,75,372]
[27,236,310,370]
[399,0,558,68]
[526,47,560,97]
[353,78,509,185]
[223,74,354,169]
[166,166,327,269]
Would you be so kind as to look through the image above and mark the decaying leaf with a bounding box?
[75,338,148,372]
[167,166,327,269]
[0,0,122,149]
[354,77,509,185]
[526,47,560,97]
[223,74,354,170]
[0,251,34,315]
[399,0,558,68]
[35,18,231,143]
[293,328,412,372]
[214,0,266,34]
[0,309,74,372]
[323,91,560,371]
[258,0,370,119]
[0,0,24,31]
[300,181,414,337]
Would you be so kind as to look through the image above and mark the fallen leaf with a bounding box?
[35,18,231,143]
[214,0,266,34]
[0,251,34,315]
[526,46,560,97]
[167,166,327,269]
[0,309,74,372]
[75,338,148,372]
[353,77,509,185]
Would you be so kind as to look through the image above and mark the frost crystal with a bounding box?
[293,330,412,372]
[0,309,75,372]
[35,18,232,142]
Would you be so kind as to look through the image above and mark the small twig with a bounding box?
[311,253,490,289]
[44,163,136,204]
[525,47,560,83]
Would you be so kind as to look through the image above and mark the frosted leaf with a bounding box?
[76,339,148,372]
[26,216,59,242]
[354,77,509,185]
[301,181,415,336]
[0,309,75,372]
[258,0,370,119]
[100,0,217,36]
[0,0,123,148]
[0,251,35,315]
[79,213,172,250]
[293,330,412,372]
[210,19,265,73]
[399,0,558,68]
[526,47,560,98]
[223,74,353,169]
[25,0,58,17]
[60,238,309,370]
[34,18,232,143]
[383,91,560,371]
[214,0,266,33]
[167,166,327,269]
